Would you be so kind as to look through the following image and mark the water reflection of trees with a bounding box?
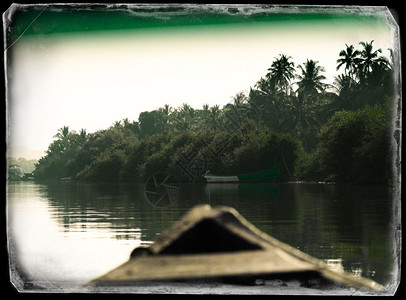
[198,182,393,284]
[204,182,393,285]
[40,181,393,285]
[321,184,393,285]
[287,183,392,285]
[41,182,190,241]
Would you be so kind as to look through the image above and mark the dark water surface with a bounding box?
[7,181,398,291]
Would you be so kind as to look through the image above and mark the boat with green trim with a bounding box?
[203,167,279,183]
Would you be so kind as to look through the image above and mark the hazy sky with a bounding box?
[6,5,398,154]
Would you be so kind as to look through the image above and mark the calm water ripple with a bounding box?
[7,181,398,291]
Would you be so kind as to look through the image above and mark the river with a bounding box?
[6,181,399,293]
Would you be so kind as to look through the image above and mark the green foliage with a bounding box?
[8,164,24,180]
[34,127,88,179]
[138,110,165,137]
[298,102,392,183]
[34,121,137,180]
[8,157,38,173]
[120,132,190,182]
[34,41,395,183]
[35,155,66,179]
[35,118,302,183]
[77,148,126,182]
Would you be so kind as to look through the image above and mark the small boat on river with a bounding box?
[88,205,382,292]
[203,167,279,183]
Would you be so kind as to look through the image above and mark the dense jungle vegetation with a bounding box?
[34,41,396,184]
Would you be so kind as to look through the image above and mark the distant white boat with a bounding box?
[203,167,279,183]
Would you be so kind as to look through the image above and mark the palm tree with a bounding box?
[254,77,273,94]
[266,54,295,94]
[79,128,87,143]
[296,59,327,103]
[357,40,389,82]
[172,103,196,132]
[198,104,211,130]
[331,74,360,110]
[249,75,291,133]
[54,126,70,140]
[247,88,264,119]
[51,126,71,153]
[249,78,273,111]
[232,91,250,118]
[336,44,360,78]
[209,105,222,130]
[285,95,319,151]
[232,92,248,106]
[222,93,252,131]
[157,104,173,131]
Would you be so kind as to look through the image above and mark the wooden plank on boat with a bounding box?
[88,205,383,291]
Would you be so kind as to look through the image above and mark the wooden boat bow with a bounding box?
[88,205,383,291]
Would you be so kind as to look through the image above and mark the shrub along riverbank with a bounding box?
[34,119,302,183]
[296,101,394,183]
[34,101,394,184]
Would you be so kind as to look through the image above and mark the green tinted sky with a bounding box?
[5,4,398,154]
[6,4,391,44]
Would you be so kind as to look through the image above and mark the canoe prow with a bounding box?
[88,205,383,292]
